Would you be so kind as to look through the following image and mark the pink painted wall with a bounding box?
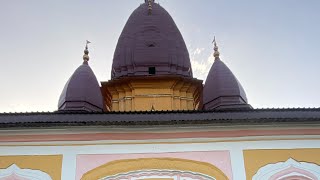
[76,151,232,180]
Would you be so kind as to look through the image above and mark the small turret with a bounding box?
[203,38,252,110]
[58,41,104,112]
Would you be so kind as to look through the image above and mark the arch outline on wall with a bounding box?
[81,157,229,180]
[0,164,52,180]
[253,158,320,180]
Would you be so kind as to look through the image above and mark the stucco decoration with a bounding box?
[100,169,216,180]
[253,158,320,180]
[0,164,52,180]
[81,158,228,180]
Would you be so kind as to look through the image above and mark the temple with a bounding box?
[0,1,320,180]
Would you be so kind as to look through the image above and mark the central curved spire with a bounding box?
[102,2,202,112]
[111,2,192,79]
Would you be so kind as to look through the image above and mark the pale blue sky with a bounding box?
[1,0,320,112]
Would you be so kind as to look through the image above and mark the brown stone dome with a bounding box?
[203,59,248,109]
[203,40,252,110]
[111,1,192,79]
[58,62,104,112]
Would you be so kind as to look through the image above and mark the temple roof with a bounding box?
[1,108,320,128]
[111,1,192,78]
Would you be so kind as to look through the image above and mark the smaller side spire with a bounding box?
[212,36,220,60]
[83,40,91,64]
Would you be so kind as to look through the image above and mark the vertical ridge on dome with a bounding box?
[148,0,153,15]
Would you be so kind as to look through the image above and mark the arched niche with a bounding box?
[253,158,320,180]
[0,164,52,180]
[81,158,229,180]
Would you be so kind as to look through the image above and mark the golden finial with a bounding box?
[212,36,220,60]
[148,0,152,15]
[83,40,91,63]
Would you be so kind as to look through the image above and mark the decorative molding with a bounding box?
[253,158,320,180]
[0,164,52,180]
[81,158,228,180]
[100,169,216,180]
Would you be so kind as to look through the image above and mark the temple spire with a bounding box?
[212,36,220,60]
[83,40,91,64]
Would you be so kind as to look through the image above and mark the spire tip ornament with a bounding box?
[83,40,91,63]
[212,36,220,60]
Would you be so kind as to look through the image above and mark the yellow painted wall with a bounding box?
[101,76,202,112]
[0,155,62,180]
[243,148,320,180]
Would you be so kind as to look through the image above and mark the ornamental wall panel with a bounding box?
[0,155,62,180]
[243,148,320,180]
[76,151,232,180]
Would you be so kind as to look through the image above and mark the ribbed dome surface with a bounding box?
[203,59,250,110]
[111,2,192,79]
[58,62,104,112]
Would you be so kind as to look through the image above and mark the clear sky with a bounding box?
[1,0,320,112]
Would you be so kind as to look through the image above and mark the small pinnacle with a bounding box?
[83,40,91,63]
[212,36,220,60]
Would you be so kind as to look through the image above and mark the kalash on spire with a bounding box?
[212,36,220,60]
[145,0,154,15]
[83,40,91,64]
